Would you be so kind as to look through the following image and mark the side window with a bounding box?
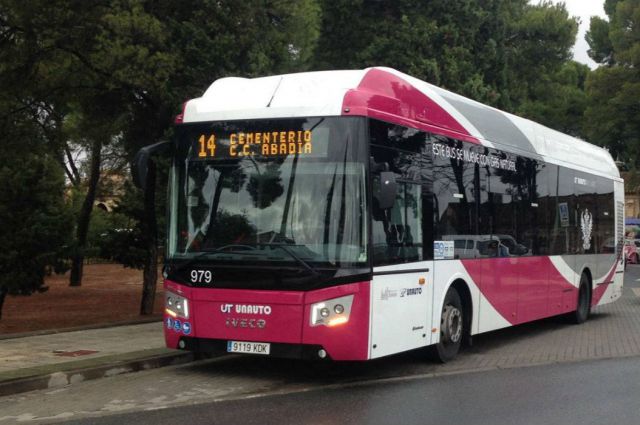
[433,136,478,245]
[371,179,423,266]
[369,120,430,266]
[551,166,573,255]
[477,147,519,256]
[596,177,615,253]
[511,157,536,256]
[574,171,598,254]
[532,161,555,255]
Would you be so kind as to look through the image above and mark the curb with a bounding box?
[0,318,162,341]
[0,349,194,397]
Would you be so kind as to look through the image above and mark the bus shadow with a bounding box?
[182,312,614,386]
[184,347,436,386]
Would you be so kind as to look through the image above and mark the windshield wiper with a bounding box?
[168,246,260,274]
[167,251,212,275]
[167,244,322,279]
[257,243,322,278]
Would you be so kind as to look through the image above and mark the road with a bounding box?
[1,266,640,424]
[63,355,640,425]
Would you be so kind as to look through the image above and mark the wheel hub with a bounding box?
[442,305,462,344]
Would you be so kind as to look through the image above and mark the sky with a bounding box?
[541,0,607,68]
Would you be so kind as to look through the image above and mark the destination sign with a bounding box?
[194,129,318,159]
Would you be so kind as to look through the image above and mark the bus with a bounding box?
[134,67,624,362]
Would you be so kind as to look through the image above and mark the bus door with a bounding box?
[369,181,433,359]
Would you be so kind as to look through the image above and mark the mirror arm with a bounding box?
[132,141,172,190]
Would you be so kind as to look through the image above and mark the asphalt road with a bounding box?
[1,266,639,424]
[64,355,640,425]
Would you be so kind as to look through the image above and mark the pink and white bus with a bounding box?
[139,67,624,362]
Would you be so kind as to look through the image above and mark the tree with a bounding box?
[313,0,576,113]
[518,61,590,138]
[0,99,73,318]
[0,0,122,287]
[504,1,578,110]
[584,0,640,166]
[72,0,322,313]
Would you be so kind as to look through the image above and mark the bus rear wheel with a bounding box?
[431,287,464,363]
[571,273,591,324]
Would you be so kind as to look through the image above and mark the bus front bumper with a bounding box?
[163,280,371,361]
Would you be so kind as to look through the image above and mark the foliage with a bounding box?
[95,180,153,269]
[86,208,131,258]
[0,104,73,298]
[585,0,640,166]
[313,0,577,112]
[518,61,590,138]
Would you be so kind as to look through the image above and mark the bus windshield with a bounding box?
[169,117,368,269]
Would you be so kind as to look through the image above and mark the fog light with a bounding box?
[334,304,344,314]
[178,340,186,349]
[318,349,327,359]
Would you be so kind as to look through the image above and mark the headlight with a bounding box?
[165,292,189,319]
[310,295,354,327]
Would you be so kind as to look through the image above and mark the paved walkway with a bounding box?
[0,323,164,373]
[0,322,192,397]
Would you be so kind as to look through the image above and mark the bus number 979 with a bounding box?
[190,269,212,284]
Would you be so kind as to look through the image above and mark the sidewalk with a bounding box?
[0,322,192,396]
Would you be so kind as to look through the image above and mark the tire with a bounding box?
[431,287,464,363]
[571,273,591,324]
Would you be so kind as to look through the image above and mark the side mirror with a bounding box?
[132,141,172,190]
[376,171,398,210]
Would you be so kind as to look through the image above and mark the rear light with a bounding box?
[310,295,354,327]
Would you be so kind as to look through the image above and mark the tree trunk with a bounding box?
[0,286,8,320]
[140,161,158,315]
[70,139,102,287]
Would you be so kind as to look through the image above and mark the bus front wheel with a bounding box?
[431,287,463,363]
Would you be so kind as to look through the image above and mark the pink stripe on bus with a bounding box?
[342,68,480,144]
[462,257,616,325]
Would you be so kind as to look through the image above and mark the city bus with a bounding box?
[134,67,624,362]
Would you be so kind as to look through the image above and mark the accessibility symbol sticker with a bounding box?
[166,317,173,329]
[173,319,182,332]
[182,322,192,335]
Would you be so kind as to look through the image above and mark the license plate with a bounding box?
[226,340,271,355]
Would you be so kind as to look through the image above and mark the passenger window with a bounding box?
[372,180,423,266]
[432,136,478,238]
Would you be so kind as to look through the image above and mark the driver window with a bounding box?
[372,180,423,266]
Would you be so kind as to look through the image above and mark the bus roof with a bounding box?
[183,67,619,178]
